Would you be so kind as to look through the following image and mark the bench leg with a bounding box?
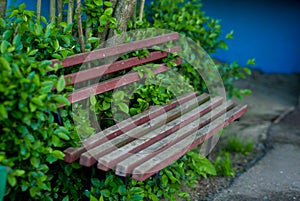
[83,167,92,201]
[55,108,64,126]
[205,137,213,160]
[118,175,128,185]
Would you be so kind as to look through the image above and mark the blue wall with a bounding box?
[7,0,50,18]
[6,0,300,73]
[202,0,300,73]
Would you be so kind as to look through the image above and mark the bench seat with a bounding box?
[64,92,247,181]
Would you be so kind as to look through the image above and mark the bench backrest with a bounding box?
[50,32,181,107]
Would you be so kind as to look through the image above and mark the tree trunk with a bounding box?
[36,0,41,21]
[50,0,56,23]
[77,0,85,53]
[0,0,7,18]
[139,0,145,21]
[98,0,118,45]
[107,0,137,44]
[57,0,63,23]
[67,0,74,25]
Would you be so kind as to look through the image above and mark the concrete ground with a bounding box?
[212,70,300,201]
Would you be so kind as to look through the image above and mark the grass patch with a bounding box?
[225,135,254,155]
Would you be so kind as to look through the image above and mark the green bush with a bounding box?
[0,4,88,200]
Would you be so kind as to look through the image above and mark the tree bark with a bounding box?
[107,0,137,45]
[50,0,56,23]
[0,0,7,18]
[98,0,118,45]
[139,0,145,21]
[77,0,85,53]
[67,0,74,25]
[57,0,63,23]
[36,0,41,22]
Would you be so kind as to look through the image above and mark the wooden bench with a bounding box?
[52,32,247,181]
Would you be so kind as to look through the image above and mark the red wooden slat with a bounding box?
[63,92,201,163]
[79,94,211,167]
[64,47,180,86]
[132,105,248,181]
[96,97,225,171]
[115,101,234,176]
[63,59,182,106]
[51,32,179,68]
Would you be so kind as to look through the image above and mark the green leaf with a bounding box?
[112,91,125,101]
[7,175,17,187]
[0,104,8,119]
[12,170,25,177]
[53,39,60,51]
[162,174,168,186]
[46,154,58,164]
[209,33,217,38]
[131,194,143,201]
[94,0,103,6]
[0,18,6,28]
[104,8,113,16]
[60,22,68,28]
[118,103,129,114]
[57,75,66,92]
[29,187,39,197]
[243,67,252,75]
[0,57,10,71]
[57,132,70,141]
[45,24,51,38]
[138,70,143,78]
[52,150,65,160]
[13,34,21,46]
[99,15,107,26]
[1,40,10,53]
[29,49,39,56]
[247,58,256,66]
[62,195,69,201]
[35,24,43,36]
[29,102,37,112]
[19,3,26,11]
[102,101,110,110]
[226,30,234,39]
[61,35,71,46]
[64,24,73,33]
[7,46,15,53]
[40,60,52,67]
[3,30,13,40]
[90,195,98,201]
[41,16,47,24]
[240,89,252,96]
[52,53,62,60]
[104,1,112,7]
[99,195,104,201]
[52,135,62,147]
[31,97,44,107]
[118,185,126,195]
[129,187,144,194]
[90,94,97,106]
[40,81,53,93]
[87,37,99,43]
[54,95,70,106]
[30,157,40,168]
[100,189,110,197]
